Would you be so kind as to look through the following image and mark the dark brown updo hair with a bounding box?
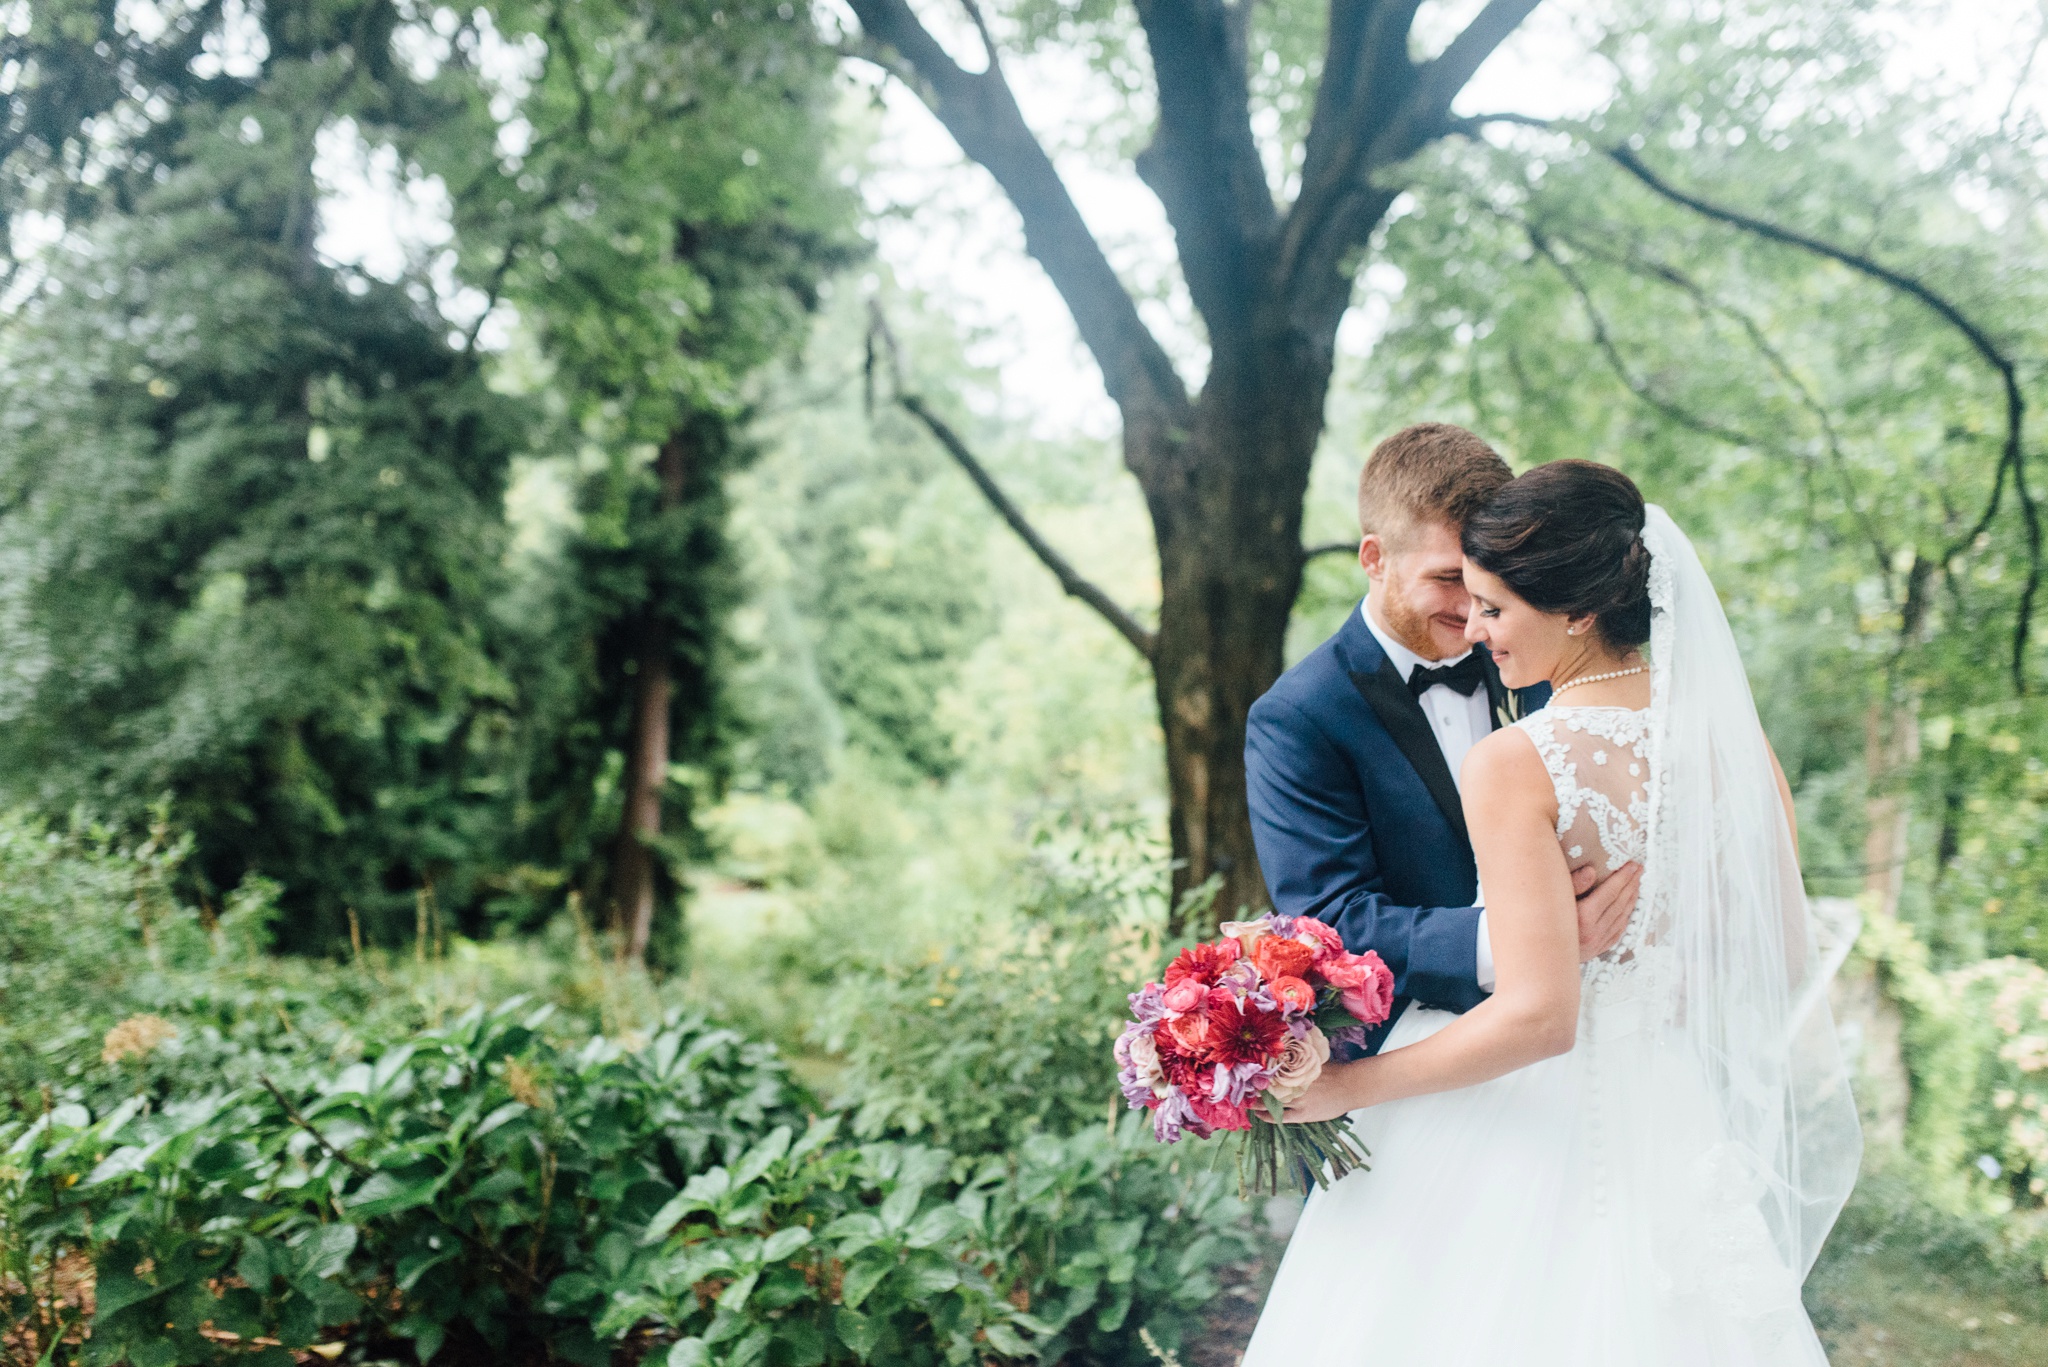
[1460,460,1652,651]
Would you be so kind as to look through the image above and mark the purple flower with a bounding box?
[1128,983,1167,1026]
[1153,1086,1197,1143]
[1210,1059,1273,1108]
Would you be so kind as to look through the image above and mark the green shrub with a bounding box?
[970,1117,1255,1365]
[814,820,1192,1154]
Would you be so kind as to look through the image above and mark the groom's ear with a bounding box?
[1357,534,1384,579]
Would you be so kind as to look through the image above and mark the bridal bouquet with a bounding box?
[1115,914,1395,1195]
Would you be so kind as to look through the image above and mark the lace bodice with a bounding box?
[1512,706,1666,1004]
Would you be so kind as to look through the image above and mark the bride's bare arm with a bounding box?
[1282,729,1581,1121]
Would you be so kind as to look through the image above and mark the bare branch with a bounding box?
[1525,227,1796,460]
[1541,221,1893,589]
[867,306,1158,661]
[842,0,1190,433]
[1445,110,1557,136]
[1608,145,2037,692]
[1302,540,1360,563]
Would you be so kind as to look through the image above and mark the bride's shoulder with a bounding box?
[1458,722,1551,802]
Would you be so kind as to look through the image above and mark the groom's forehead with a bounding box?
[1390,518,1464,567]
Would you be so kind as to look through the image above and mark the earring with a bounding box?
[1567,626,1581,636]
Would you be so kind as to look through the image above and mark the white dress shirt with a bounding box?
[1360,597,1499,991]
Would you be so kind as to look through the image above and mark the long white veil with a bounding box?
[1640,505,1862,1278]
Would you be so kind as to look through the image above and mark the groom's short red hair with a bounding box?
[1358,423,1512,547]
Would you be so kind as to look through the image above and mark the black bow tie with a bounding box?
[1408,654,1487,699]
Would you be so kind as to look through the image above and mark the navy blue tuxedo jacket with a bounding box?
[1244,604,1549,1055]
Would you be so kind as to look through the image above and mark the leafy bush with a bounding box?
[815,818,1190,1154]
[971,1119,1255,1365]
[2,1001,1044,1366]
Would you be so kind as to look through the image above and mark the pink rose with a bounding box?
[1320,948,1387,989]
[1263,1026,1331,1105]
[1161,978,1209,1015]
[1339,954,1395,1026]
[1294,918,1344,959]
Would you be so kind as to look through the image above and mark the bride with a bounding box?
[1242,461,1862,1365]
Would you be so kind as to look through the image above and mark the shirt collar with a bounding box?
[1360,594,1474,683]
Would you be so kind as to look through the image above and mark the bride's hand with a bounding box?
[1279,1060,1372,1124]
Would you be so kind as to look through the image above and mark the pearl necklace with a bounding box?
[1549,664,1646,700]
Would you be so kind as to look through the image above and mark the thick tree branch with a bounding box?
[1302,540,1361,563]
[1129,0,1277,336]
[1608,145,2038,692]
[842,0,1190,434]
[866,307,1158,660]
[1281,0,1541,336]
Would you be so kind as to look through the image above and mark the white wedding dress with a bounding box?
[1241,509,1861,1367]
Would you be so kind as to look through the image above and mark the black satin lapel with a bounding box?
[1349,659,1470,845]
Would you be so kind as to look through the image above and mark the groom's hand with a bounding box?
[1573,862,1641,962]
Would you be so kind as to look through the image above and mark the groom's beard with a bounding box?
[1381,586,1460,662]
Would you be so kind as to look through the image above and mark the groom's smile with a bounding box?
[1358,517,1477,662]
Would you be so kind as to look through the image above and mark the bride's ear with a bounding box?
[1564,614,1596,638]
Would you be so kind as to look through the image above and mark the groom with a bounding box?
[1246,423,1640,1055]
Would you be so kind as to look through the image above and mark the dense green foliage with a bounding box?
[0,0,855,954]
[0,812,1251,1365]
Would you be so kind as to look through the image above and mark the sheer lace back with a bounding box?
[1512,706,1670,1009]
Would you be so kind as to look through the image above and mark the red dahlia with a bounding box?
[1205,997,1288,1067]
[1164,939,1242,989]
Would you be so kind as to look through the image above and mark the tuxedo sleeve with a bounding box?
[1245,692,1488,1013]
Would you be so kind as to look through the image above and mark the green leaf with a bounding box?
[667,1339,710,1367]
[474,1100,529,1139]
[729,1126,792,1190]
[397,1245,458,1293]
[347,1168,447,1217]
[835,1308,880,1362]
[788,1114,841,1163]
[760,1225,811,1263]
[878,1180,923,1233]
[839,1253,892,1311]
[399,1315,446,1362]
[719,1269,760,1314]
[982,1322,1033,1358]
[295,1223,358,1279]
[730,1325,772,1367]
[642,1192,695,1246]
[904,1205,963,1249]
[91,1263,163,1319]
[371,1043,417,1092]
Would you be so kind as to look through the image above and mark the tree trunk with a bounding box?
[1143,351,1326,927]
[610,433,688,964]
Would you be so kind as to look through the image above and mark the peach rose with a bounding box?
[1219,919,1272,955]
[1253,935,1315,984]
[1268,975,1316,1014]
[1264,1027,1331,1106]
